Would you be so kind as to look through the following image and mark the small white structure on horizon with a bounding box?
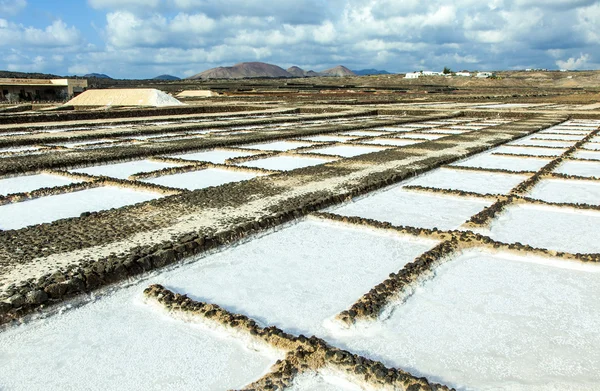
[405,71,446,79]
[422,71,444,76]
[476,72,494,78]
[455,72,471,77]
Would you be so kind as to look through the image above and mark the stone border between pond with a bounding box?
[144,285,452,391]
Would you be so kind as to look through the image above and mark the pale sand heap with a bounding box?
[176,90,219,98]
[67,89,184,107]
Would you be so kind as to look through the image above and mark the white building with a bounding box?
[476,72,494,78]
[404,72,421,79]
[455,72,471,77]
[422,71,443,76]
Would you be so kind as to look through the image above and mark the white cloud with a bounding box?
[88,0,160,9]
[556,53,591,70]
[0,19,81,48]
[0,0,26,15]
[105,11,216,48]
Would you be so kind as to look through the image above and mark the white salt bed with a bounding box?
[583,142,600,150]
[532,134,586,141]
[540,129,591,135]
[0,186,160,230]
[422,129,465,135]
[287,371,365,391]
[300,135,354,143]
[408,167,528,195]
[485,204,600,253]
[0,174,76,196]
[574,150,600,161]
[451,153,550,172]
[238,156,333,171]
[157,219,438,336]
[373,127,413,132]
[361,138,421,147]
[304,145,385,158]
[51,139,115,148]
[142,168,258,190]
[329,188,492,230]
[70,160,180,180]
[239,141,313,152]
[169,149,255,164]
[493,145,565,157]
[121,133,185,141]
[528,178,600,205]
[339,131,386,137]
[329,250,600,390]
[554,160,600,178]
[397,133,444,140]
[510,139,576,148]
[0,282,279,391]
[0,146,40,154]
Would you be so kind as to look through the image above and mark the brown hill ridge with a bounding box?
[187,62,356,79]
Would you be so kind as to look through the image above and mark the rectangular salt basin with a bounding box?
[159,219,438,336]
[168,149,255,164]
[120,133,185,141]
[53,139,115,148]
[361,138,420,147]
[528,178,600,205]
[70,160,180,180]
[0,280,279,391]
[583,142,600,150]
[408,167,528,195]
[238,156,333,171]
[493,145,566,157]
[329,250,600,390]
[422,129,465,135]
[329,188,492,230]
[485,204,600,253]
[451,153,550,172]
[574,150,600,161]
[300,135,355,143]
[554,160,600,178]
[339,131,386,137]
[239,141,313,151]
[0,186,160,230]
[532,134,585,141]
[373,127,413,132]
[304,145,385,158]
[396,133,444,140]
[510,139,575,148]
[0,173,76,196]
[142,168,258,190]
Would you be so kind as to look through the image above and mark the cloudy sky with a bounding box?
[1,0,599,78]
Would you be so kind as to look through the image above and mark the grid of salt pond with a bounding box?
[2,118,599,390]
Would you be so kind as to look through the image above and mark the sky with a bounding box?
[0,0,599,79]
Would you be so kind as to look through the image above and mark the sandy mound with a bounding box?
[67,89,184,107]
[176,90,219,98]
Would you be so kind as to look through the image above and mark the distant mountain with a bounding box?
[153,74,181,80]
[319,66,356,77]
[287,66,320,77]
[84,73,112,79]
[188,62,292,80]
[287,66,308,77]
[353,69,392,75]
